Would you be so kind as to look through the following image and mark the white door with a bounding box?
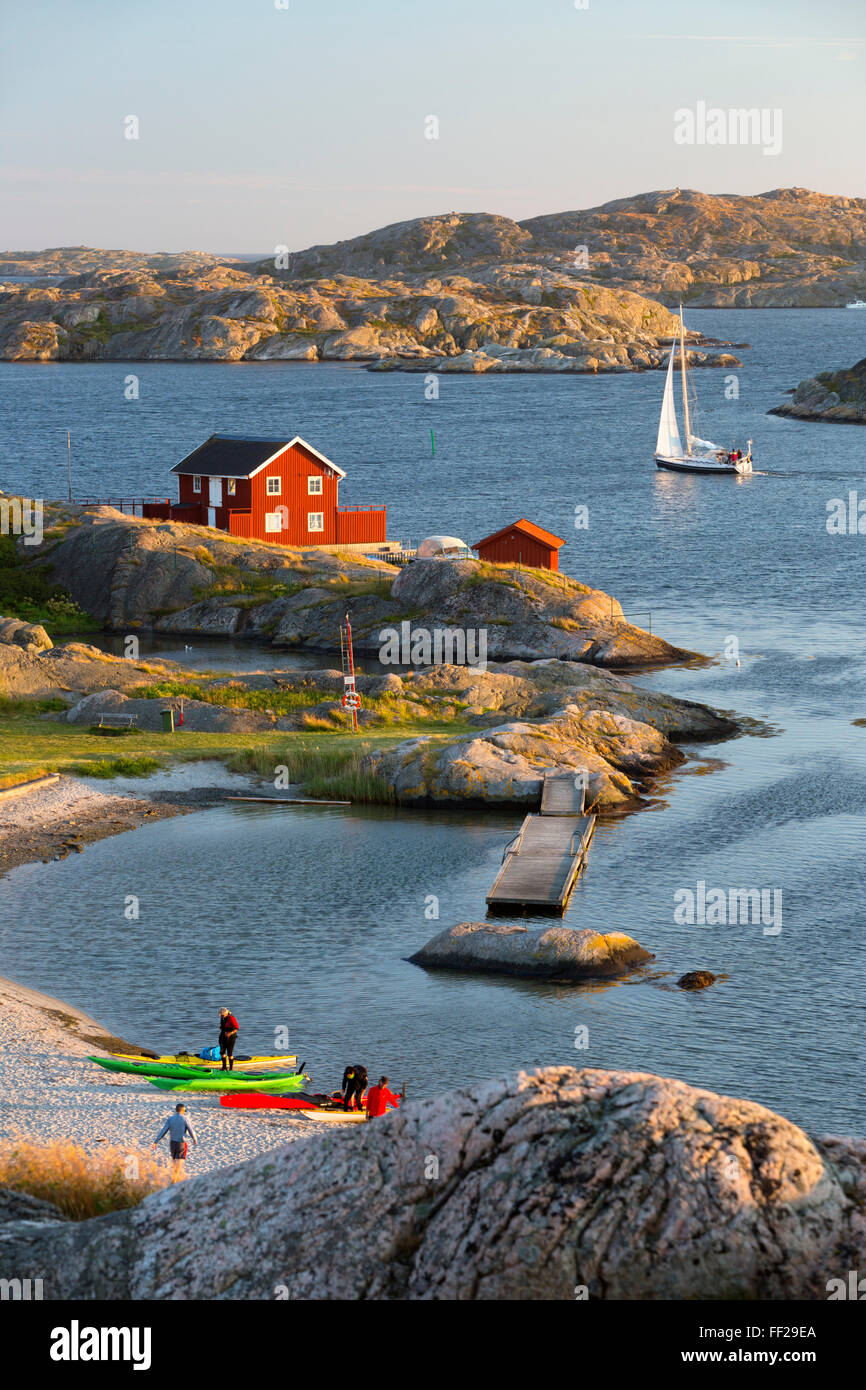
[207,477,221,529]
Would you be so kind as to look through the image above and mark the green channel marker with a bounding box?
[431,428,435,456]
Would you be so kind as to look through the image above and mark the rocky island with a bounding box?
[2,187,863,373]
[0,504,738,834]
[770,355,866,424]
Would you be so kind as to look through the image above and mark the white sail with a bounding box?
[655,345,682,457]
[679,308,691,451]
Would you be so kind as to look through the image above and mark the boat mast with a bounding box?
[679,306,692,455]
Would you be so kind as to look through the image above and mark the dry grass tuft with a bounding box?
[0,1138,178,1219]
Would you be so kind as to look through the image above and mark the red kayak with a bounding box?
[220,1090,366,1114]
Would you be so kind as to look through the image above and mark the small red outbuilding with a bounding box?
[472,518,565,572]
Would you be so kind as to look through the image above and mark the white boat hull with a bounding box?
[655,453,752,476]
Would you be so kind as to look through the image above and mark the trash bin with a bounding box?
[160,709,175,733]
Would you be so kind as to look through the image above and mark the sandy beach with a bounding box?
[0,972,337,1178]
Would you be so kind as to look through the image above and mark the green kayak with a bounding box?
[89,1056,299,1082]
[148,1072,309,1093]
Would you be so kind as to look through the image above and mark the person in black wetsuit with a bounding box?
[219,1008,239,1071]
[341,1063,367,1112]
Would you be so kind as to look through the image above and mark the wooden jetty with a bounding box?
[486,773,596,915]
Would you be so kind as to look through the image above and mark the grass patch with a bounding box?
[0,1138,177,1219]
[228,743,395,803]
[132,678,335,715]
[0,695,68,714]
[68,756,160,778]
[0,697,476,785]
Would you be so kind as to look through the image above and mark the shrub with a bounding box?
[0,1138,177,1219]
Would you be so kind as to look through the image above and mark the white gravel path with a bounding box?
[0,975,334,1179]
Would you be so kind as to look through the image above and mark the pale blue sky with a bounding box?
[2,0,864,252]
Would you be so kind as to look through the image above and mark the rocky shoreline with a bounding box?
[770,355,866,424]
[29,507,701,667]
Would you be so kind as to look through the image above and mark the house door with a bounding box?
[208,477,222,529]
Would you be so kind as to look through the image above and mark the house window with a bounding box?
[227,479,236,496]
[307,475,322,495]
[193,475,201,493]
[267,476,281,495]
[265,512,283,533]
[307,512,324,532]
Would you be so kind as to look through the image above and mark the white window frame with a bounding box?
[192,475,201,493]
[264,511,283,533]
[266,476,281,496]
[227,478,236,496]
[307,475,323,495]
[307,512,324,532]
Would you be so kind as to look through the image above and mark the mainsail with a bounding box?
[655,345,682,458]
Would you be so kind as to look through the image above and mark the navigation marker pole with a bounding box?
[430,429,435,456]
[67,430,72,502]
[340,612,361,733]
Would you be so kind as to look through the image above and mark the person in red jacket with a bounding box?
[365,1076,401,1119]
[219,1007,239,1071]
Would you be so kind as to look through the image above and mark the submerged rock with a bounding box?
[409,921,652,980]
[677,970,718,990]
[1,1066,863,1300]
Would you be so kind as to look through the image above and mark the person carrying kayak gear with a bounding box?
[219,1008,239,1071]
[341,1063,367,1112]
[366,1077,401,1119]
[152,1103,198,1171]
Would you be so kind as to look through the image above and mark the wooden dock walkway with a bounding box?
[486,773,596,915]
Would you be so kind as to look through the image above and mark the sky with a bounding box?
[1,0,864,254]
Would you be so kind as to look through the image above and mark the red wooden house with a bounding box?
[143,435,386,548]
[473,518,565,572]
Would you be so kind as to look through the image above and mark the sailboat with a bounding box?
[654,309,753,475]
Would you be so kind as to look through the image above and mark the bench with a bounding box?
[89,714,138,735]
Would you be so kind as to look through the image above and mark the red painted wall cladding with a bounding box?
[476,533,560,571]
[336,507,387,544]
[148,440,386,548]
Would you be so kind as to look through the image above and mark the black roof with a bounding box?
[171,435,292,478]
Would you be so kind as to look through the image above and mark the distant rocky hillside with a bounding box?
[0,247,227,279]
[770,356,866,424]
[280,188,866,308]
[0,249,709,375]
[2,187,861,368]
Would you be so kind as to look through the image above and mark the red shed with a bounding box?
[143,434,386,548]
[472,518,565,572]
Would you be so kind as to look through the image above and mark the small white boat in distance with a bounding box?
[654,308,753,475]
[846,298,866,309]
